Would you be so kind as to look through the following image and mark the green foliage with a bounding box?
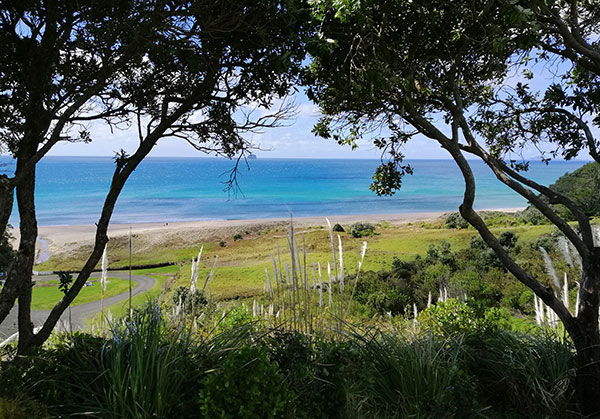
[356,333,480,418]
[266,331,357,419]
[525,162,600,220]
[332,223,345,232]
[353,271,408,315]
[0,303,581,418]
[350,222,375,238]
[94,303,190,418]
[219,241,226,247]
[56,271,73,295]
[462,330,575,415]
[216,305,253,332]
[0,227,15,276]
[233,233,243,241]
[172,286,209,314]
[425,240,456,267]
[517,206,548,225]
[0,396,49,419]
[445,212,469,229]
[197,344,293,418]
[419,299,512,336]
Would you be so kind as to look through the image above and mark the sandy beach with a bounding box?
[9,208,525,264]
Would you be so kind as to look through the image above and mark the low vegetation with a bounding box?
[0,301,580,418]
[0,213,590,417]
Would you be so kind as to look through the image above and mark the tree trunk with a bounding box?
[569,256,600,415]
[571,325,600,415]
[0,175,13,239]
[13,156,38,355]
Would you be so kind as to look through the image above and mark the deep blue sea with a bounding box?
[0,156,589,226]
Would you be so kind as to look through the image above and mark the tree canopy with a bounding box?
[307,0,600,413]
[0,0,313,353]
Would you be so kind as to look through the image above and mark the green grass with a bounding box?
[168,224,554,301]
[35,221,554,303]
[31,278,136,310]
[130,265,181,275]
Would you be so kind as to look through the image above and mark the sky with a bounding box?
[6,59,595,162]
[43,90,452,160]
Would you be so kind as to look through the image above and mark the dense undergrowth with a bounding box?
[0,301,582,418]
[3,212,594,418]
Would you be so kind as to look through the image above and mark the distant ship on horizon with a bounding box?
[247,154,257,160]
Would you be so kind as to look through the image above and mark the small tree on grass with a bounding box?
[307,0,600,413]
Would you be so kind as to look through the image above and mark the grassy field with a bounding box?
[31,278,136,310]
[125,223,555,301]
[34,220,555,303]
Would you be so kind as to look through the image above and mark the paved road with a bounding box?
[0,271,155,340]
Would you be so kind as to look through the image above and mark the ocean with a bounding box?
[0,156,589,226]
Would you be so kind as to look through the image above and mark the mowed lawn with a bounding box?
[30,278,136,310]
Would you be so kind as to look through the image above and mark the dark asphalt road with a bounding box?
[0,271,155,341]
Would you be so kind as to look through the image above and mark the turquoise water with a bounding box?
[0,156,589,226]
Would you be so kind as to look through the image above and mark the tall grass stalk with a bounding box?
[540,247,561,289]
[100,244,108,327]
[563,272,569,312]
[202,255,218,290]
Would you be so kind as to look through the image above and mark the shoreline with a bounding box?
[5,208,526,264]
[19,208,524,263]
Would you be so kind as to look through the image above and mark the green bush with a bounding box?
[350,222,375,238]
[172,286,209,314]
[0,396,49,419]
[517,206,547,225]
[418,299,512,337]
[233,233,243,241]
[91,303,190,418]
[266,331,357,419]
[354,271,408,315]
[445,212,469,229]
[332,223,345,232]
[197,344,293,418]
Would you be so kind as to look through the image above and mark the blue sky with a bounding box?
[44,89,452,160]
[15,60,597,162]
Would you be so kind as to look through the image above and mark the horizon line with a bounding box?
[0,154,594,162]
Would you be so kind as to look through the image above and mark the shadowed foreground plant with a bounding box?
[0,395,49,419]
[462,330,575,416]
[353,332,481,419]
[92,302,190,418]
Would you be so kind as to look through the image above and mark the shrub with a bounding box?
[418,299,511,337]
[350,222,375,238]
[266,331,355,418]
[425,240,456,267]
[219,241,226,247]
[197,344,293,418]
[332,223,345,232]
[216,305,253,332]
[445,212,469,229]
[233,233,243,241]
[354,271,408,315]
[517,206,547,225]
[172,286,208,314]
